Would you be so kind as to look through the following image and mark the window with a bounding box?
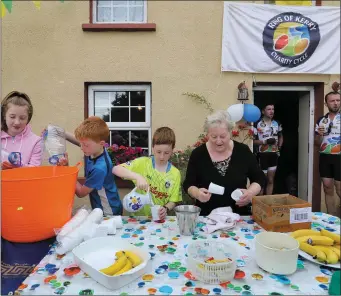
[93,0,147,23]
[88,84,151,154]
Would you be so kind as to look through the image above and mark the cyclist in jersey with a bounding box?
[113,127,182,220]
[253,103,283,195]
[315,91,340,217]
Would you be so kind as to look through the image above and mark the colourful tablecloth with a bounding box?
[17,212,340,295]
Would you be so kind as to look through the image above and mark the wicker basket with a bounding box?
[187,241,237,284]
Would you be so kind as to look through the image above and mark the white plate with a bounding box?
[298,250,341,269]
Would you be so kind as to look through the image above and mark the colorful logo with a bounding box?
[263,12,320,68]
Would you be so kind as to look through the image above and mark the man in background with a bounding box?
[315,91,340,217]
[253,103,283,195]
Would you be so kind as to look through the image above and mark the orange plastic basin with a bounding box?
[1,165,80,243]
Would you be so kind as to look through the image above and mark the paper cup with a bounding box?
[151,205,161,221]
[208,182,225,195]
[231,189,243,201]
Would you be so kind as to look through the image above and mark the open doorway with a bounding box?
[253,86,315,203]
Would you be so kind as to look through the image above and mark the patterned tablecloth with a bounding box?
[18,212,340,295]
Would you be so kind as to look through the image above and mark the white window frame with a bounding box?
[88,84,151,151]
[93,0,147,24]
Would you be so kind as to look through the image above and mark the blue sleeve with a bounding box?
[84,167,106,190]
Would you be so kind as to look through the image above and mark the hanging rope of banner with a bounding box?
[1,0,64,17]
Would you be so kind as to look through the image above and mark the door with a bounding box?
[298,91,311,201]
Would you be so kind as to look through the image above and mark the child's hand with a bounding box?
[1,161,14,170]
[158,206,167,220]
[57,152,69,166]
[41,127,47,137]
[136,175,149,192]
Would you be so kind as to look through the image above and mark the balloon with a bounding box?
[227,104,244,122]
[243,104,261,122]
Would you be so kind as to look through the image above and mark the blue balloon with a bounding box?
[243,104,261,122]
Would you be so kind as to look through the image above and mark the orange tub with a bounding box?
[1,164,80,243]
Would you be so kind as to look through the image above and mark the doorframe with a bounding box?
[252,85,317,207]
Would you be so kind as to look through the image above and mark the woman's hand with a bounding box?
[158,206,167,220]
[1,161,14,170]
[196,188,212,203]
[135,175,149,192]
[236,189,253,207]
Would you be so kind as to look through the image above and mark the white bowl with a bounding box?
[255,232,299,275]
[72,237,151,290]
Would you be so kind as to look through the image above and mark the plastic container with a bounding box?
[1,164,81,242]
[73,237,151,290]
[255,232,299,275]
[187,240,237,284]
[42,124,67,165]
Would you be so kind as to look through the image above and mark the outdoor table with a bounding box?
[18,212,340,295]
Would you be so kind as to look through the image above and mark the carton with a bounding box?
[252,194,312,233]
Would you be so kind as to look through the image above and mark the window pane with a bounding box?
[112,0,128,5]
[111,107,129,122]
[94,91,110,106]
[111,92,129,107]
[97,7,111,22]
[129,1,144,5]
[130,91,145,106]
[113,7,127,22]
[129,6,144,22]
[111,130,128,146]
[131,130,148,147]
[131,107,145,122]
[97,0,110,7]
[95,107,110,122]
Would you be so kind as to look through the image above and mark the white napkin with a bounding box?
[201,207,240,234]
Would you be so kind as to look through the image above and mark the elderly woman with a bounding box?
[183,110,265,216]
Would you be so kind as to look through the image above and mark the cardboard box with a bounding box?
[252,194,312,233]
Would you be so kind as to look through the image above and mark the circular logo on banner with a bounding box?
[263,12,320,68]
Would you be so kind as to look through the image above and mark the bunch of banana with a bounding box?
[291,228,341,264]
[100,250,143,276]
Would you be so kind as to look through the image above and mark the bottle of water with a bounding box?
[42,124,66,165]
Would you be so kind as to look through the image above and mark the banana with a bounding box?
[290,229,321,239]
[100,255,128,275]
[123,250,142,268]
[116,251,124,258]
[333,244,341,250]
[114,259,133,275]
[313,246,339,264]
[320,229,340,244]
[329,247,341,260]
[299,242,327,263]
[297,236,334,246]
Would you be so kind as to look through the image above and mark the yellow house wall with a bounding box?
[1,1,339,168]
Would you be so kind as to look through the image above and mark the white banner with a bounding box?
[221,2,340,74]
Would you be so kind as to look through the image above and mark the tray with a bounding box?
[72,237,151,290]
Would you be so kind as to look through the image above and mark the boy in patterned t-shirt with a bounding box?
[112,127,182,219]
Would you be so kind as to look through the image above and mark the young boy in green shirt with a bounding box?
[112,127,182,220]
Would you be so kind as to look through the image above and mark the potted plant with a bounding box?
[106,144,147,188]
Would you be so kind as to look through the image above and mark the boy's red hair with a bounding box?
[75,116,109,143]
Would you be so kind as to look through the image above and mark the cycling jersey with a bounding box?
[253,118,283,153]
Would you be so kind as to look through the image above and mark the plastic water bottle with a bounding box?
[42,124,66,165]
[1,149,22,167]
